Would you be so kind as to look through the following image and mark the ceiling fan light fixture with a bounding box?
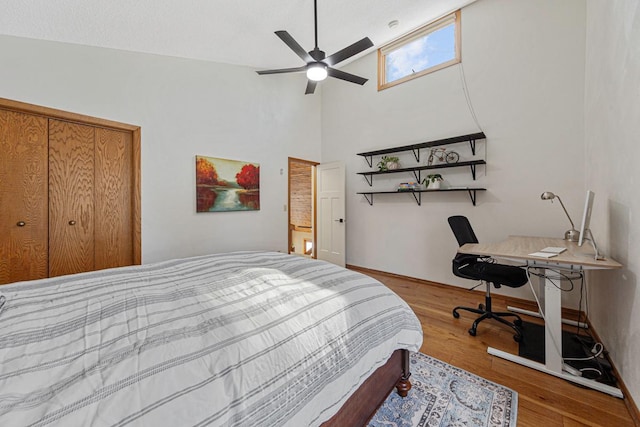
[306,63,328,81]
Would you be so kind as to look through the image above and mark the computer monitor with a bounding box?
[578,190,595,247]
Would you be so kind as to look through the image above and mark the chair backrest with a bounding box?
[447,216,527,288]
[448,216,479,247]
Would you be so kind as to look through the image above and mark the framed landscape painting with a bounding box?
[196,155,260,212]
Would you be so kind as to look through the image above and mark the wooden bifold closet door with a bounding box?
[0,110,49,284]
[0,98,141,285]
[93,127,134,271]
[48,120,134,277]
[48,120,96,277]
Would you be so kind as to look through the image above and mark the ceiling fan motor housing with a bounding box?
[310,48,326,62]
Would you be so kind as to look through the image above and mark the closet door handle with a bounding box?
[68,220,76,226]
[17,221,26,227]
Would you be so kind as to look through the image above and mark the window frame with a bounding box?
[378,10,461,91]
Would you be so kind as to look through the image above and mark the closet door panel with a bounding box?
[95,128,133,269]
[0,110,48,284]
[48,120,95,277]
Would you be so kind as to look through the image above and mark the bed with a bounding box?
[0,251,423,426]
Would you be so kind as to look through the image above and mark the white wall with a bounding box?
[585,0,640,406]
[0,35,321,263]
[321,0,586,304]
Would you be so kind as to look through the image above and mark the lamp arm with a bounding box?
[555,196,576,229]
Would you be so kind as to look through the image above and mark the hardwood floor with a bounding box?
[351,267,637,427]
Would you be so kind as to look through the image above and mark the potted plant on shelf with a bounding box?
[377,155,400,171]
[422,173,444,189]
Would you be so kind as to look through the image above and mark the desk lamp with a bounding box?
[540,191,580,242]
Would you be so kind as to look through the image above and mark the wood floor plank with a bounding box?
[563,418,595,427]
[517,396,565,427]
[353,267,637,427]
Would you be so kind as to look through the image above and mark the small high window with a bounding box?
[378,10,460,90]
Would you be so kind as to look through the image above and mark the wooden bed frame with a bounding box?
[322,349,411,426]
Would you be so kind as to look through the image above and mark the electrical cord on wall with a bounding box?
[458,62,483,132]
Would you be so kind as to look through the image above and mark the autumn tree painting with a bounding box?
[236,164,259,189]
[196,155,260,212]
[196,157,219,185]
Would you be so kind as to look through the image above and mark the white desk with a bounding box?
[459,235,623,398]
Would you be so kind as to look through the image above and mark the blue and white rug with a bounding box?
[369,352,518,427]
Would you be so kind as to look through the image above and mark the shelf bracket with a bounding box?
[469,139,476,156]
[411,148,420,163]
[363,193,374,206]
[467,189,478,206]
[364,155,373,168]
[363,174,373,186]
[411,170,422,183]
[470,164,476,180]
[409,191,422,206]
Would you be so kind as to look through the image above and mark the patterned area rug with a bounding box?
[369,352,518,427]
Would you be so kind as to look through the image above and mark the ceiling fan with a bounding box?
[256,0,373,95]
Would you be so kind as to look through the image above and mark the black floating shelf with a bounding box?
[356,160,486,185]
[357,132,486,166]
[356,188,486,206]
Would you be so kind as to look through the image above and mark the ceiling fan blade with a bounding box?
[324,37,374,66]
[256,66,308,75]
[327,68,368,85]
[275,31,314,63]
[305,80,318,95]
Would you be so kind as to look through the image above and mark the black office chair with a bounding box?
[448,215,528,341]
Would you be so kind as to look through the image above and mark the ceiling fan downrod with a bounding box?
[313,0,319,50]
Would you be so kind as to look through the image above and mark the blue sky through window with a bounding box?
[386,24,455,83]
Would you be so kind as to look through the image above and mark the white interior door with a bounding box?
[316,161,346,266]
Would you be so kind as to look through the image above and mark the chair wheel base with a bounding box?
[468,328,477,337]
[513,334,522,342]
[452,310,460,319]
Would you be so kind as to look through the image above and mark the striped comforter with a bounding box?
[0,251,423,427]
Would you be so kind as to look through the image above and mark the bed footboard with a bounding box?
[322,349,412,426]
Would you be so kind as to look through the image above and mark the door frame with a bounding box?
[287,157,319,258]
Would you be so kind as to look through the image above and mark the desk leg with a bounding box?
[488,268,623,398]
[543,270,564,373]
[508,266,588,328]
[506,306,588,329]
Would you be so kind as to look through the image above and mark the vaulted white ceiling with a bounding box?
[0,0,478,70]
